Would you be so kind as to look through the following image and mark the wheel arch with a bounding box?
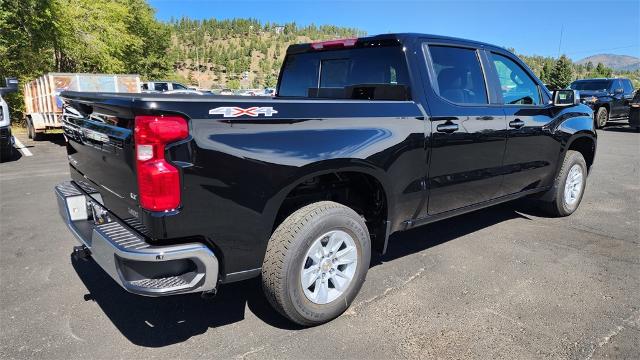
[265,161,394,254]
[597,102,610,112]
[550,107,597,180]
[566,134,596,173]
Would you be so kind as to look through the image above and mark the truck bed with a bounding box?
[61,91,426,276]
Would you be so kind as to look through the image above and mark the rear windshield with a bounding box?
[277,45,411,100]
[570,80,612,91]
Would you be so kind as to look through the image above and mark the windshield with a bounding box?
[570,80,612,91]
[278,44,411,100]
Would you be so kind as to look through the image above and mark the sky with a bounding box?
[149,0,640,61]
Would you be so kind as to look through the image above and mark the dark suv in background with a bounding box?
[570,78,635,128]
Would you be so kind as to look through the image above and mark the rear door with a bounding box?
[610,79,626,117]
[485,50,560,196]
[421,42,507,215]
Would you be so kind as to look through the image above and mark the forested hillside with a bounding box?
[513,51,640,89]
[0,0,174,123]
[168,20,640,91]
[167,18,364,89]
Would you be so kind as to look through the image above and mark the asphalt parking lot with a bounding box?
[1,124,638,359]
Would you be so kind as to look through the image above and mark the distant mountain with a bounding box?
[576,54,640,71]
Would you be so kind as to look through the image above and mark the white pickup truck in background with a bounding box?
[23,73,140,140]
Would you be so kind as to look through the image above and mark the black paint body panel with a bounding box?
[60,33,596,281]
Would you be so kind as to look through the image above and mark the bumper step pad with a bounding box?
[129,276,189,289]
[55,181,219,296]
[96,222,150,250]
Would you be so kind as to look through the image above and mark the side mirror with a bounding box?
[0,77,18,94]
[553,89,580,106]
[613,88,624,95]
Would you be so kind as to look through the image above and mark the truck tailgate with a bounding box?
[62,97,140,228]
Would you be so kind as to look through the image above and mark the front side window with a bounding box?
[491,53,541,105]
[427,45,488,104]
[622,79,634,94]
[172,83,187,90]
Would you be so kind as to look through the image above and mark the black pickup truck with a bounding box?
[570,78,636,128]
[56,33,596,325]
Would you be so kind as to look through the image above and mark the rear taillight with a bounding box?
[134,115,189,211]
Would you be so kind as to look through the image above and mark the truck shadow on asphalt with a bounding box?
[2,146,22,163]
[602,126,639,133]
[35,133,67,146]
[71,200,539,347]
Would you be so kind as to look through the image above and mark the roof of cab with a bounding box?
[286,33,504,54]
[571,78,623,81]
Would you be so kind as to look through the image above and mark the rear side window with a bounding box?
[570,80,612,91]
[154,82,168,91]
[427,45,488,104]
[278,45,411,100]
[490,53,541,105]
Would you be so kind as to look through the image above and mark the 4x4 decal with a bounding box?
[209,106,278,117]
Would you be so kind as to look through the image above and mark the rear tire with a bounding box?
[539,150,587,217]
[595,107,608,129]
[27,119,34,139]
[27,119,43,140]
[261,201,371,326]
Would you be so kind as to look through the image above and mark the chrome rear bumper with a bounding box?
[55,181,218,296]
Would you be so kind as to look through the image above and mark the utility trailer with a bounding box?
[23,73,140,139]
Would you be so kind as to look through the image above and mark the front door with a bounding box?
[421,43,507,215]
[485,51,561,195]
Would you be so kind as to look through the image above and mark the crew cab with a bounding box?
[56,34,596,326]
[570,78,635,128]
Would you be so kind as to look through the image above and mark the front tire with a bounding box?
[261,201,371,326]
[540,150,587,217]
[595,107,608,129]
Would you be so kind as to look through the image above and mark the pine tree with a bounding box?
[187,71,195,85]
[593,63,613,78]
[549,55,574,89]
[540,62,553,85]
[585,61,594,72]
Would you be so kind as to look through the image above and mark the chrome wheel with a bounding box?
[564,164,584,207]
[300,230,358,305]
[597,108,608,128]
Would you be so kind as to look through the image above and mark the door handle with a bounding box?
[509,119,525,129]
[436,123,459,133]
